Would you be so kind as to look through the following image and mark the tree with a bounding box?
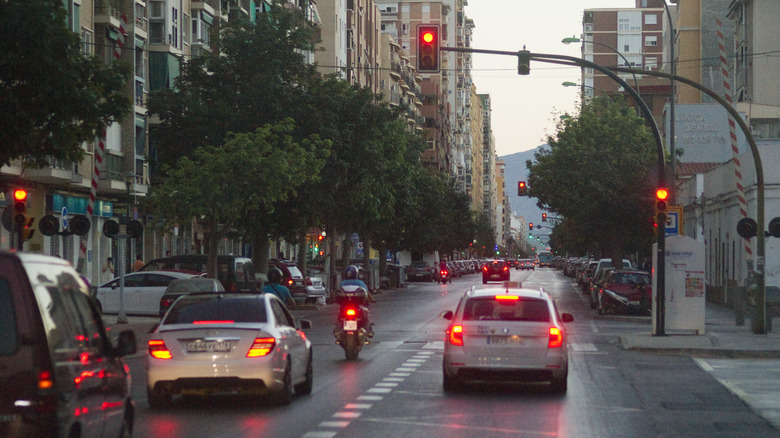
[527,95,656,265]
[144,120,328,278]
[0,0,130,167]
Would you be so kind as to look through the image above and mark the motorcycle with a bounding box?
[333,284,373,360]
[438,268,452,284]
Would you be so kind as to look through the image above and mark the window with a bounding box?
[645,57,658,70]
[183,14,190,45]
[645,36,657,46]
[645,14,657,25]
[81,28,93,56]
[171,7,178,47]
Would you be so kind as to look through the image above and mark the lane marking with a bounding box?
[375,382,399,387]
[367,387,393,394]
[344,403,372,410]
[570,343,598,352]
[423,341,444,350]
[357,395,383,401]
[332,411,361,419]
[318,421,349,428]
[383,377,404,382]
[303,432,337,438]
[389,372,411,377]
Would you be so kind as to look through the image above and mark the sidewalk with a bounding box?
[621,301,780,358]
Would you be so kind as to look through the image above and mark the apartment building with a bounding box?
[479,93,497,231]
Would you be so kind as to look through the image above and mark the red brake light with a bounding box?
[38,370,54,389]
[247,337,276,357]
[482,266,488,272]
[148,339,172,360]
[193,320,234,324]
[447,325,463,346]
[345,308,357,317]
[494,295,519,301]
[306,278,313,285]
[548,327,564,348]
[287,279,294,287]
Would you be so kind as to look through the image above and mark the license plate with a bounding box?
[343,320,358,331]
[187,340,233,353]
[487,336,523,345]
[629,301,640,306]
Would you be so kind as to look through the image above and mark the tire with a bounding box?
[272,360,293,405]
[294,350,314,396]
[550,368,568,394]
[147,387,171,409]
[117,407,133,438]
[442,363,462,392]
[344,333,359,360]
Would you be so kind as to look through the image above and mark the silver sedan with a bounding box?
[146,293,313,407]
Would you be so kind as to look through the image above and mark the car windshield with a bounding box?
[462,297,550,322]
[163,296,267,324]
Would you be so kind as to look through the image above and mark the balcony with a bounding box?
[390,61,402,80]
[192,0,218,15]
[95,1,122,27]
[23,158,84,185]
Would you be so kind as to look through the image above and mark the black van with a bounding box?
[140,254,258,292]
[0,252,137,438]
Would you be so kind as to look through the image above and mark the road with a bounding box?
[120,267,780,437]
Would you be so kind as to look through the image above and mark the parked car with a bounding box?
[482,259,510,284]
[141,254,258,292]
[598,270,652,315]
[579,261,598,292]
[305,267,327,304]
[0,252,137,438]
[268,259,306,301]
[588,267,616,309]
[96,270,198,316]
[158,277,225,318]
[146,293,313,407]
[407,261,434,282]
[441,285,573,393]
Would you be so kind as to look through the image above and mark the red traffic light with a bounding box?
[417,25,440,73]
[656,188,669,201]
[542,213,547,222]
[528,223,534,230]
[13,188,28,202]
[518,181,527,196]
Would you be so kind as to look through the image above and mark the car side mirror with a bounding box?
[114,330,137,357]
[440,310,453,320]
[561,313,574,323]
[297,319,312,330]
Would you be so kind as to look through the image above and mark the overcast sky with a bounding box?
[464,0,636,156]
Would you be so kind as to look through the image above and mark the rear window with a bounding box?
[0,279,18,355]
[410,261,428,268]
[163,296,267,324]
[610,273,650,285]
[168,280,220,293]
[463,297,550,322]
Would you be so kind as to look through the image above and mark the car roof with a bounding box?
[465,283,548,300]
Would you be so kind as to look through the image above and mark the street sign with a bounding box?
[61,207,68,230]
[665,206,683,236]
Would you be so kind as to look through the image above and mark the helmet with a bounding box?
[267,267,283,284]
[344,265,359,280]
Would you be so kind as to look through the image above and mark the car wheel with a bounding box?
[272,359,293,405]
[147,387,172,409]
[550,368,568,394]
[442,363,462,392]
[294,350,314,396]
[117,407,133,438]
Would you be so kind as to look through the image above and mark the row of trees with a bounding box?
[526,94,658,266]
[144,3,492,276]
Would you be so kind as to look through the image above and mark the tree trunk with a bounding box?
[297,233,307,274]
[206,226,222,280]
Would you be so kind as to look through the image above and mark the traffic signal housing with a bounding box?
[518,181,527,196]
[417,25,440,73]
[12,188,28,228]
[655,187,669,228]
[736,217,758,239]
[528,223,534,231]
[542,213,547,222]
[517,50,531,75]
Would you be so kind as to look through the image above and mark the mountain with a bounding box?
[500,145,549,223]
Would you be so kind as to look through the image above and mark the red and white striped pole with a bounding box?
[715,18,752,260]
[77,14,127,273]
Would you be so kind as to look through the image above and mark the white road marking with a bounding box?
[357,395,383,401]
[367,387,393,393]
[303,432,337,438]
[344,403,372,410]
[389,372,411,377]
[423,341,444,350]
[332,411,361,419]
[570,343,598,352]
[318,421,350,428]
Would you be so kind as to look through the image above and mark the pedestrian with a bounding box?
[132,254,144,272]
[101,257,115,283]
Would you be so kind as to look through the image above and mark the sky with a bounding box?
[464,0,637,156]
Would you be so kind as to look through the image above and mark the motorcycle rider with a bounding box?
[263,267,297,310]
[338,265,374,341]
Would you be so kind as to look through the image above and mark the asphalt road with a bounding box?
[117,267,780,438]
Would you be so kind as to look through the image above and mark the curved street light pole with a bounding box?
[562,81,614,101]
[562,37,641,96]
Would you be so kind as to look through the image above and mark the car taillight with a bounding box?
[38,370,54,389]
[148,339,172,360]
[482,266,488,272]
[503,265,509,272]
[287,279,294,287]
[306,278,313,286]
[447,325,463,346]
[247,337,276,357]
[548,327,564,348]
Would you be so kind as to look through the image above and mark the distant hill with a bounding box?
[500,145,549,223]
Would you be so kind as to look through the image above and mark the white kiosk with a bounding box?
[652,236,706,334]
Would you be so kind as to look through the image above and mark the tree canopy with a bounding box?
[527,95,657,263]
[0,0,130,167]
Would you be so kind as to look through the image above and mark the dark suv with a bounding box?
[0,252,137,438]
[482,259,510,284]
[141,254,257,292]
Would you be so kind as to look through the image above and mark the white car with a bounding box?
[441,283,574,393]
[96,271,197,316]
[305,267,327,304]
[146,293,313,407]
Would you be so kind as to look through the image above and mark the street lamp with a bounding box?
[562,36,640,96]
[562,81,614,101]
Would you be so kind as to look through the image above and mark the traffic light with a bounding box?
[769,217,780,238]
[542,213,547,222]
[655,187,669,227]
[102,219,119,238]
[69,215,91,236]
[518,181,527,196]
[12,188,28,227]
[736,217,758,239]
[127,219,143,238]
[417,25,440,73]
[517,50,531,75]
[528,223,534,230]
[39,215,59,236]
